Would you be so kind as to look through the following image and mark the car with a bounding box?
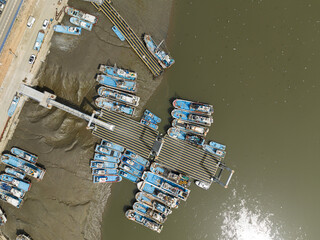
[28,54,36,64]
[42,19,49,30]
[27,16,35,28]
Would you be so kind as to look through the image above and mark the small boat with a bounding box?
[125,209,163,233]
[118,169,140,183]
[133,202,167,224]
[0,174,31,192]
[137,181,180,209]
[95,97,135,117]
[118,162,143,178]
[16,234,32,240]
[96,74,136,93]
[120,156,145,172]
[93,175,122,183]
[10,147,38,164]
[144,34,174,69]
[195,180,212,190]
[0,207,7,226]
[209,141,226,151]
[100,139,124,152]
[99,64,137,81]
[92,168,118,176]
[65,6,98,25]
[0,181,25,198]
[172,119,209,137]
[112,26,125,41]
[70,17,93,31]
[93,153,120,164]
[53,25,81,35]
[123,149,150,168]
[167,127,205,146]
[171,109,213,126]
[5,167,26,180]
[8,95,20,117]
[140,118,158,130]
[203,144,226,159]
[143,109,161,124]
[95,145,122,158]
[97,86,140,106]
[173,99,214,115]
[135,191,172,216]
[0,189,23,208]
[90,161,117,169]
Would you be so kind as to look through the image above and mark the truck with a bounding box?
[33,30,45,51]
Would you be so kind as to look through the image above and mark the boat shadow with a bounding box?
[199,152,220,180]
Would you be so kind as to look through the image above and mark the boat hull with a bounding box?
[140,118,158,130]
[123,149,150,168]
[118,162,143,178]
[93,153,120,163]
[70,17,93,31]
[125,210,163,233]
[90,161,117,169]
[100,140,124,152]
[133,202,167,224]
[118,170,140,183]
[203,144,226,159]
[10,147,38,164]
[95,145,122,158]
[171,109,213,126]
[99,65,137,80]
[167,127,205,146]
[65,6,98,25]
[53,25,81,35]
[0,190,23,208]
[0,174,31,192]
[135,191,172,215]
[173,99,214,115]
[93,175,122,183]
[209,141,226,151]
[95,97,135,117]
[120,156,145,172]
[92,168,118,175]
[172,119,209,137]
[96,74,136,93]
[97,86,140,106]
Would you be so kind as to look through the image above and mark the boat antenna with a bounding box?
[114,63,117,70]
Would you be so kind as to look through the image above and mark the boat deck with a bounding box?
[91,1,163,76]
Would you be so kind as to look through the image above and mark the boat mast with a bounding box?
[156,40,164,50]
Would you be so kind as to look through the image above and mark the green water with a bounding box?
[102,0,320,239]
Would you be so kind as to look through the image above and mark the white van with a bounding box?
[27,16,35,28]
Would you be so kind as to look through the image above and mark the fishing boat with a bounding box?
[172,119,209,137]
[92,168,118,176]
[0,208,7,226]
[120,156,145,172]
[95,145,122,158]
[90,161,117,169]
[171,109,213,126]
[8,95,20,117]
[0,190,23,208]
[133,202,167,224]
[0,181,25,198]
[203,144,226,159]
[123,149,150,168]
[140,118,158,130]
[118,170,140,183]
[53,25,81,35]
[167,127,205,146]
[99,64,137,81]
[209,141,226,151]
[1,154,46,181]
[93,175,122,183]
[143,109,161,124]
[97,86,140,106]
[142,172,190,201]
[0,174,30,192]
[173,99,214,115]
[144,34,175,69]
[70,17,93,31]
[150,163,191,188]
[96,74,136,93]
[11,147,38,164]
[93,153,120,164]
[95,97,135,117]
[65,6,98,25]
[125,210,163,233]
[5,167,25,180]
[135,191,172,216]
[137,181,180,209]
[100,140,124,152]
[118,162,143,178]
[195,180,212,190]
[112,26,125,41]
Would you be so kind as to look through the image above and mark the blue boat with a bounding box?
[171,109,213,126]
[10,147,38,164]
[120,156,145,172]
[95,97,135,117]
[100,140,124,152]
[70,17,93,31]
[133,202,167,224]
[203,144,226,159]
[93,153,120,164]
[95,145,122,158]
[96,74,136,93]
[53,25,81,35]
[143,109,161,124]
[173,99,214,115]
[142,172,190,201]
[135,191,172,216]
[167,127,205,146]
[93,175,122,183]
[0,174,31,192]
[209,141,226,151]
[5,168,25,180]
[172,119,209,137]
[97,86,140,106]
[33,30,45,51]
[118,162,143,178]
[118,170,140,183]
[8,96,20,117]
[92,168,118,176]
[140,118,158,130]
[90,161,117,169]
[99,64,137,81]
[123,149,150,168]
[137,181,180,209]
[0,181,25,199]
[144,34,174,69]
[112,26,125,41]
[0,190,23,208]
[125,210,163,233]
[1,154,45,180]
